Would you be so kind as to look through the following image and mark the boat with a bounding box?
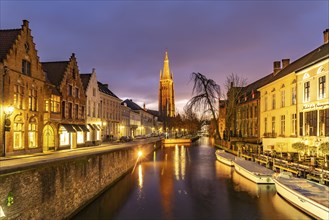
[233,157,274,184]
[273,172,329,220]
[215,150,235,166]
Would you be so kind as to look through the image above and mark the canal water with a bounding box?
[72,138,312,220]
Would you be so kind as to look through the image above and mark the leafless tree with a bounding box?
[224,73,246,140]
[186,72,221,139]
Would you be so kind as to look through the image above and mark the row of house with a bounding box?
[0,20,162,157]
[220,29,329,157]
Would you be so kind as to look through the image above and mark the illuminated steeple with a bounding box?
[159,50,175,118]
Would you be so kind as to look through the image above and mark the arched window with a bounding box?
[13,115,24,149]
[28,116,38,148]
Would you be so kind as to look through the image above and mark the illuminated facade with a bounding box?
[0,20,47,156]
[259,29,329,154]
[159,50,175,118]
[80,69,102,144]
[98,82,122,140]
[42,53,88,150]
[296,34,329,149]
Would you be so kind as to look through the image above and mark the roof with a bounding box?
[80,74,91,91]
[239,73,273,104]
[0,28,21,62]
[263,42,329,86]
[42,61,69,86]
[122,99,143,111]
[97,81,119,99]
[146,109,160,117]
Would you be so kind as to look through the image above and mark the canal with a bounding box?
[72,138,312,220]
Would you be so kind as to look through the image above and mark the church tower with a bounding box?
[159,50,175,118]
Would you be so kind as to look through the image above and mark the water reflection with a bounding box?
[73,138,312,220]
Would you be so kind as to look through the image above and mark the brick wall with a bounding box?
[0,141,160,219]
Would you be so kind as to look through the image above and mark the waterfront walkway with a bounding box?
[0,137,161,174]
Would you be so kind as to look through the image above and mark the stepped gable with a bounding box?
[80,73,92,91]
[42,61,69,86]
[0,28,21,62]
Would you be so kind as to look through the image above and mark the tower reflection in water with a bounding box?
[159,144,187,219]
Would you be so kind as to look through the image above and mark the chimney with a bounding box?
[22,20,29,28]
[324,29,329,44]
[273,61,281,75]
[282,59,290,69]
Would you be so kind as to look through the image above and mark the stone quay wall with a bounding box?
[0,141,161,219]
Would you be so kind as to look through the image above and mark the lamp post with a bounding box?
[3,106,14,157]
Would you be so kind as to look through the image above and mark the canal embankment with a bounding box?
[0,139,161,219]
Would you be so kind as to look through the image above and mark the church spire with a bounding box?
[162,50,172,79]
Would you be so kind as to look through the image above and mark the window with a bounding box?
[75,104,79,119]
[305,110,317,136]
[264,117,268,134]
[272,116,275,134]
[291,114,297,135]
[281,90,285,108]
[44,99,49,112]
[272,94,276,110]
[319,76,326,99]
[92,102,96,117]
[28,88,37,111]
[68,85,72,96]
[280,115,285,136]
[72,69,76,79]
[77,131,84,144]
[75,88,79,98]
[88,100,91,116]
[14,84,24,109]
[62,101,66,118]
[299,112,303,136]
[325,109,329,136]
[320,110,325,136]
[22,60,31,75]
[81,106,85,119]
[93,88,96,96]
[291,87,296,105]
[28,117,37,148]
[68,103,73,119]
[304,81,310,102]
[59,127,69,146]
[13,116,24,150]
[51,95,60,113]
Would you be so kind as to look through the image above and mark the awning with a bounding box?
[88,124,95,130]
[79,124,90,132]
[61,124,76,132]
[93,124,100,131]
[72,124,83,132]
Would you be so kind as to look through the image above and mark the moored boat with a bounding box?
[273,172,329,220]
[215,150,235,166]
[233,157,274,184]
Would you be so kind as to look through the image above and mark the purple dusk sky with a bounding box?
[1,1,328,113]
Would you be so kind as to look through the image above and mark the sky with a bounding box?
[1,0,328,114]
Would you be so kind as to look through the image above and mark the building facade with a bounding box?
[80,69,102,145]
[259,29,329,156]
[42,53,88,150]
[98,82,122,140]
[159,50,175,119]
[296,30,329,152]
[0,20,47,156]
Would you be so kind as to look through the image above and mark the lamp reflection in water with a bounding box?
[174,145,186,180]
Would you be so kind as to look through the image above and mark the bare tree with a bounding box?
[186,72,221,139]
[224,73,246,140]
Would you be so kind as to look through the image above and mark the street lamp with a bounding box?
[3,106,14,157]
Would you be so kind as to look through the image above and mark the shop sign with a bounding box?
[303,102,329,110]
